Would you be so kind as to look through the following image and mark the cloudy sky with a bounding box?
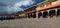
[0,0,44,14]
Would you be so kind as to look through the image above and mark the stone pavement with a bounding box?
[0,17,60,28]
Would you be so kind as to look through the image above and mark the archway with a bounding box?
[57,8,60,16]
[28,13,31,18]
[49,10,56,17]
[43,11,48,18]
[32,12,36,18]
[38,12,42,18]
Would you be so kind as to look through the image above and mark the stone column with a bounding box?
[29,13,31,18]
[27,14,28,19]
[47,10,50,18]
[36,11,38,18]
[36,7,39,19]
[41,11,44,18]
[55,9,57,16]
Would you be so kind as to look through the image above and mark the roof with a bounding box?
[37,1,60,11]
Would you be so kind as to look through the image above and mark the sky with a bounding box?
[0,0,44,14]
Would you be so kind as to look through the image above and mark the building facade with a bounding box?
[17,0,60,18]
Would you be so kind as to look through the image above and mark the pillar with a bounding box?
[41,11,44,18]
[55,9,57,16]
[36,7,39,18]
[31,13,34,18]
[47,10,50,18]
[36,11,38,18]
[26,14,28,19]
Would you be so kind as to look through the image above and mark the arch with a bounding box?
[57,8,60,16]
[32,12,36,18]
[43,11,48,18]
[49,10,56,17]
[28,13,31,18]
[30,13,33,18]
[38,12,42,18]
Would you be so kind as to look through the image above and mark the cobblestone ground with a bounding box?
[0,16,60,28]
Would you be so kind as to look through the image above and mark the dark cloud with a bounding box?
[0,0,44,14]
[0,2,7,6]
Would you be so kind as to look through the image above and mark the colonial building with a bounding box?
[0,0,60,20]
[17,0,60,18]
